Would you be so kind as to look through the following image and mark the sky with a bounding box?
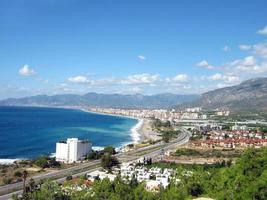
[1,0,267,99]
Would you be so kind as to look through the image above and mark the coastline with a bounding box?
[78,108,144,145]
[77,108,161,145]
[0,106,155,164]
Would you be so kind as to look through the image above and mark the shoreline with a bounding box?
[0,106,154,164]
[78,108,144,145]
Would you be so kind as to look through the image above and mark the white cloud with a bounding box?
[224,75,240,83]
[239,44,251,51]
[253,43,267,58]
[196,60,214,69]
[68,76,91,84]
[121,74,160,84]
[137,55,146,60]
[226,56,267,74]
[171,74,188,82]
[208,73,240,84]
[222,46,230,52]
[208,73,223,81]
[239,56,256,66]
[258,25,267,35]
[19,65,35,76]
[131,87,142,93]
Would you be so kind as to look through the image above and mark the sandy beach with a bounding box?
[137,119,161,143]
[76,107,161,145]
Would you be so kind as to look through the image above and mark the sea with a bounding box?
[0,106,139,164]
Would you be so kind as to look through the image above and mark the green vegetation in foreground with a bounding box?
[34,156,61,169]
[13,147,267,200]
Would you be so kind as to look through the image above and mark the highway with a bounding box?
[0,129,191,200]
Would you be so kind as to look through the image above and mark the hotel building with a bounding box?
[56,138,92,163]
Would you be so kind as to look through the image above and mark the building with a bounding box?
[231,124,248,131]
[87,170,117,182]
[56,138,92,163]
[185,107,202,113]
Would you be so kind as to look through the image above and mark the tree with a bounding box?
[101,153,119,170]
[34,156,60,168]
[22,170,28,195]
[103,146,116,155]
[188,183,203,197]
[34,156,48,168]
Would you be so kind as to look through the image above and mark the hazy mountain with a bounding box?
[183,77,267,111]
[0,93,199,109]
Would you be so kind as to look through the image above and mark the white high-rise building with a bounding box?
[56,138,92,163]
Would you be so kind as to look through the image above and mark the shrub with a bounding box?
[66,175,73,181]
[3,177,12,185]
[101,153,119,170]
[14,171,23,177]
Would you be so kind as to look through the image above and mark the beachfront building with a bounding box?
[56,138,92,163]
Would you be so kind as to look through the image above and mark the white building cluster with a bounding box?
[56,138,92,163]
[89,107,207,121]
[86,161,174,192]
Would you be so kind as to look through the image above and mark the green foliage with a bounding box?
[24,180,69,200]
[101,153,119,170]
[174,148,242,159]
[86,150,102,160]
[103,146,116,155]
[259,126,267,133]
[66,175,73,181]
[153,119,171,130]
[161,129,181,143]
[87,146,116,161]
[34,156,60,168]
[175,149,202,157]
[3,177,12,184]
[17,148,267,200]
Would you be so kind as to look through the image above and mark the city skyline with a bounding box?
[1,0,267,99]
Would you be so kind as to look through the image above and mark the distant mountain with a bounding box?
[0,93,199,109]
[182,77,267,111]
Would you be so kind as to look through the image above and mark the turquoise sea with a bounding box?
[0,106,137,161]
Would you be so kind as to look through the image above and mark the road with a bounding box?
[0,129,191,200]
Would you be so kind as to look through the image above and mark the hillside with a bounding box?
[187,77,267,111]
[0,93,199,109]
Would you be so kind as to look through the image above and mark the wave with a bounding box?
[130,119,143,144]
[0,158,21,165]
[92,146,105,151]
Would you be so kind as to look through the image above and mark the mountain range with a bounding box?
[1,77,267,111]
[183,77,267,111]
[0,93,198,109]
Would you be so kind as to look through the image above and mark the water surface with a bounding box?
[0,106,137,159]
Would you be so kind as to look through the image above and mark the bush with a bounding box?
[103,146,116,155]
[66,175,73,181]
[34,156,49,168]
[14,171,23,177]
[87,150,102,160]
[34,156,60,168]
[101,153,119,170]
[3,177,12,185]
[188,183,203,197]
[175,149,200,156]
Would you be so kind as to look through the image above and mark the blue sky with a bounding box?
[1,0,267,99]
